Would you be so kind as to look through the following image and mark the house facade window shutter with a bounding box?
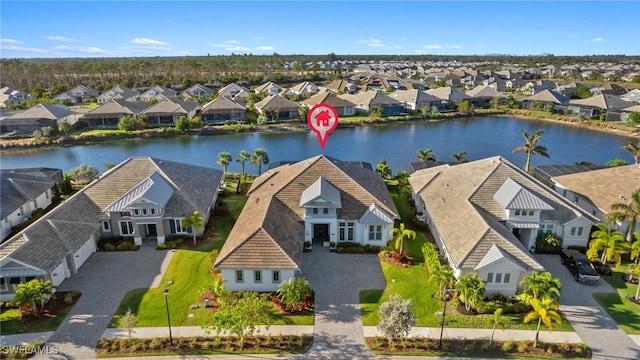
[169,219,176,234]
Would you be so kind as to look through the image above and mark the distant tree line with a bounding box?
[1,54,639,95]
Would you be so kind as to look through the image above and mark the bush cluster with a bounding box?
[155,236,186,250]
[335,242,382,254]
[99,237,139,251]
[535,233,563,254]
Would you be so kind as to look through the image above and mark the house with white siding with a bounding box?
[409,156,596,296]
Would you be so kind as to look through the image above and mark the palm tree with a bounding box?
[416,148,436,162]
[182,211,205,245]
[451,151,468,163]
[217,151,232,174]
[455,273,485,312]
[429,265,456,299]
[487,308,509,344]
[391,222,416,254]
[587,223,629,267]
[622,142,640,164]
[512,129,550,173]
[519,271,562,303]
[251,148,269,175]
[236,150,251,178]
[523,298,562,348]
[607,188,640,243]
[630,232,640,264]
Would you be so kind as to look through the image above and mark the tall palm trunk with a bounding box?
[534,318,541,348]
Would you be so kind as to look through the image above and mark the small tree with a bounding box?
[276,277,312,312]
[523,298,562,348]
[182,211,204,245]
[455,273,485,312]
[58,121,72,136]
[456,100,474,114]
[376,160,392,179]
[429,265,456,299]
[377,294,417,341]
[13,279,54,317]
[217,151,232,173]
[205,292,274,349]
[175,116,191,132]
[119,308,139,348]
[391,223,416,254]
[587,222,628,266]
[69,164,99,184]
[118,115,146,131]
[251,148,269,175]
[519,271,562,303]
[487,308,509,344]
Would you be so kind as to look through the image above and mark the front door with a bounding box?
[313,223,329,245]
[146,224,157,236]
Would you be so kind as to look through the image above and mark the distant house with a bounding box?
[521,90,569,110]
[181,84,214,101]
[0,104,77,135]
[286,81,319,98]
[0,157,222,301]
[410,156,596,296]
[324,79,358,94]
[465,85,507,105]
[389,89,441,112]
[425,87,471,110]
[0,169,59,241]
[97,85,139,104]
[254,94,300,121]
[53,85,99,105]
[254,81,283,96]
[0,87,34,108]
[339,91,404,116]
[214,155,399,292]
[80,99,149,128]
[550,164,640,236]
[218,83,251,103]
[140,97,200,125]
[563,94,633,121]
[130,85,177,102]
[300,92,356,117]
[200,96,246,124]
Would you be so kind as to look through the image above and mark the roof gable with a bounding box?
[300,177,342,208]
[104,172,174,212]
[493,177,554,210]
[474,244,526,271]
[359,203,394,224]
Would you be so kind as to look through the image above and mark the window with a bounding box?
[487,273,494,283]
[235,270,243,282]
[142,208,147,215]
[102,221,110,232]
[503,273,511,284]
[170,219,190,234]
[45,190,49,199]
[34,199,38,208]
[312,208,318,215]
[151,208,156,215]
[0,278,6,290]
[254,271,262,283]
[495,273,502,283]
[339,222,355,241]
[272,271,280,283]
[528,210,534,216]
[119,221,134,235]
[515,210,521,216]
[577,227,584,236]
[323,208,329,214]
[368,225,382,241]
[134,209,139,216]
[119,211,131,217]
[570,227,576,236]
[546,224,553,233]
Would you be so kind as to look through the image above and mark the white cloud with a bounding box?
[423,44,442,50]
[130,38,170,46]
[446,44,462,49]
[255,36,263,40]
[591,37,605,42]
[413,49,426,54]
[226,40,238,44]
[255,46,276,51]
[226,46,251,52]
[78,47,107,53]
[0,38,22,44]
[0,44,45,53]
[43,35,80,43]
[358,38,384,47]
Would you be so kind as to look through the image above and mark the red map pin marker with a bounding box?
[307,103,339,149]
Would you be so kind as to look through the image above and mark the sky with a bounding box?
[1,1,639,59]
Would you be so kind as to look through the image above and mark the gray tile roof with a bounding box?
[215,155,398,270]
[104,172,174,212]
[466,85,507,98]
[570,93,633,110]
[83,99,149,118]
[5,104,74,122]
[254,94,300,111]
[339,91,403,107]
[523,90,569,104]
[0,172,55,219]
[410,156,592,272]
[141,97,199,115]
[425,87,471,102]
[1,157,222,274]
[201,96,246,112]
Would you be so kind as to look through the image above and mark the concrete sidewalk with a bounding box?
[101,325,314,339]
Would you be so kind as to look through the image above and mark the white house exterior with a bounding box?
[0,158,222,301]
[409,156,597,296]
[215,155,399,292]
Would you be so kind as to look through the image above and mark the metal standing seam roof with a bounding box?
[474,243,527,271]
[493,177,554,210]
[359,203,394,224]
[103,172,174,212]
[299,177,342,208]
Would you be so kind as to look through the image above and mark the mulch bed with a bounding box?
[7,291,81,327]
[627,295,640,306]
[378,253,414,268]
[95,335,312,355]
[366,337,591,358]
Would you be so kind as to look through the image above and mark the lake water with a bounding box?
[0,116,636,174]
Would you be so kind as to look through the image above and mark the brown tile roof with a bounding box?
[254,94,300,111]
[215,155,398,269]
[552,164,640,213]
[201,96,246,112]
[300,93,355,108]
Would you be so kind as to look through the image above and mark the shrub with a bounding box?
[64,292,74,305]
[517,340,531,352]
[177,337,185,349]
[150,338,163,350]
[104,243,116,251]
[502,340,515,352]
[535,233,563,254]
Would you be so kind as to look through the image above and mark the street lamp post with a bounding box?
[163,288,173,346]
[438,290,452,350]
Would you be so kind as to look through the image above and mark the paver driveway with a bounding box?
[299,246,386,359]
[535,254,640,360]
[38,245,173,360]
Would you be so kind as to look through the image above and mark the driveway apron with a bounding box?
[37,246,174,360]
[300,246,386,359]
[535,254,640,360]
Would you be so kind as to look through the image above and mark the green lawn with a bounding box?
[109,194,313,328]
[0,303,75,335]
[593,264,640,334]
